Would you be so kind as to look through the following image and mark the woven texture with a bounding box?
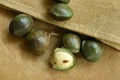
[0,7,120,80]
[0,0,120,50]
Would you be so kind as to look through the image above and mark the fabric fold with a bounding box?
[0,0,120,50]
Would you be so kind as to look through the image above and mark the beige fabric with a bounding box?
[0,7,120,80]
[0,0,120,50]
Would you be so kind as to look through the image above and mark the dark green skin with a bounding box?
[63,33,81,53]
[82,40,103,62]
[54,0,70,4]
[50,48,76,71]
[26,30,49,55]
[9,14,33,37]
[49,4,74,21]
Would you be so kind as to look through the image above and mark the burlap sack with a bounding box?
[1,7,120,80]
[0,0,120,50]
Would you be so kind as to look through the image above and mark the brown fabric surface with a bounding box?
[0,0,120,50]
[0,7,120,80]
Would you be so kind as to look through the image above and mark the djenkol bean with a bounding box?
[63,33,81,53]
[26,30,50,55]
[82,40,103,62]
[9,14,33,37]
[50,48,76,71]
[49,4,74,21]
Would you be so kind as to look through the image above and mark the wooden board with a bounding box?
[0,7,120,80]
[0,0,120,50]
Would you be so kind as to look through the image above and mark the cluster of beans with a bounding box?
[9,14,103,71]
[50,33,103,71]
[49,0,74,21]
[9,0,103,71]
[9,14,50,55]
[49,0,103,71]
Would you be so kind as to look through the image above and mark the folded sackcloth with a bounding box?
[0,0,120,50]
